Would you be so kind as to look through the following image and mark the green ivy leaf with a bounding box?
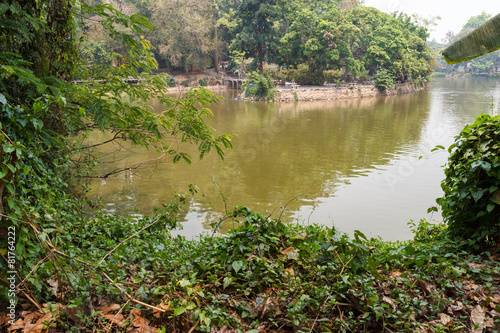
[223,276,233,290]
[174,306,186,316]
[232,260,244,273]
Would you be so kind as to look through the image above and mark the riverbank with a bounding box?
[3,210,500,332]
[273,82,429,102]
[168,72,430,102]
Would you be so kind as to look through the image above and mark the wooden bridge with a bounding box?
[222,75,244,89]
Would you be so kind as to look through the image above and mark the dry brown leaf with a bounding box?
[284,267,294,277]
[382,296,396,310]
[470,305,485,333]
[24,312,53,333]
[131,314,149,327]
[390,271,402,277]
[127,325,157,333]
[416,279,435,295]
[490,309,500,317]
[469,262,488,270]
[0,314,9,326]
[294,232,307,239]
[7,318,24,332]
[98,303,121,315]
[485,317,495,328]
[47,279,58,295]
[100,313,126,327]
[438,313,452,327]
[24,323,45,333]
[210,326,237,333]
[257,321,268,330]
[449,302,465,314]
[281,247,294,255]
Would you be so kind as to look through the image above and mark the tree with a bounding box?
[441,30,454,45]
[231,0,280,73]
[462,11,492,32]
[0,0,231,306]
[149,0,214,72]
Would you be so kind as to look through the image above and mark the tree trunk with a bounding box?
[214,5,218,73]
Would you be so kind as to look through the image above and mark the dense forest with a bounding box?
[81,0,435,86]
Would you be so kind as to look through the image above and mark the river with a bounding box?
[88,78,500,241]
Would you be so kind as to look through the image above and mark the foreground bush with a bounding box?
[437,114,500,245]
[3,205,500,332]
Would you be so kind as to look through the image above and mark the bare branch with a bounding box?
[71,131,124,151]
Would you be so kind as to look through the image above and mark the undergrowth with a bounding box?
[4,205,500,332]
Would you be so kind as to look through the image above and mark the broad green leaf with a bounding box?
[442,13,500,64]
[404,246,416,256]
[174,306,186,316]
[32,118,43,131]
[471,190,484,202]
[223,276,233,290]
[232,260,244,273]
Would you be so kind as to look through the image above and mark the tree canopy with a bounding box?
[80,0,434,85]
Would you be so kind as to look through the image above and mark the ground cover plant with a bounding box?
[2,205,500,332]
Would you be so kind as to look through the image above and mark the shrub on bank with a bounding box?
[242,72,275,100]
[323,69,342,83]
[281,64,325,86]
[374,69,394,91]
[437,114,500,245]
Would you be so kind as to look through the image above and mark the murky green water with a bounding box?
[88,78,500,240]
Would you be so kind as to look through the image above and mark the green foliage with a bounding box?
[283,64,325,86]
[231,0,279,73]
[0,0,232,315]
[323,69,342,83]
[242,72,275,100]
[437,114,500,244]
[198,77,210,86]
[373,69,394,91]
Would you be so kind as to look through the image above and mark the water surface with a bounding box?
[88,78,500,240]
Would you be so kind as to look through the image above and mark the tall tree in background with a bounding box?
[231,0,280,73]
[149,0,214,72]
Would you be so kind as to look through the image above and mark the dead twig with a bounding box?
[187,319,200,333]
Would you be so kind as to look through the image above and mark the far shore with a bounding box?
[166,72,429,101]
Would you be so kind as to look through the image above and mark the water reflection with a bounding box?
[87,78,500,240]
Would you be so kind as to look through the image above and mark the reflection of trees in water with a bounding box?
[88,90,432,234]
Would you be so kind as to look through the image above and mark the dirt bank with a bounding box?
[167,71,429,101]
[274,82,428,102]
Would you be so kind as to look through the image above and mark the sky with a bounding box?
[363,0,500,43]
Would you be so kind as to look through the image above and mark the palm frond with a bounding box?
[442,13,500,64]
